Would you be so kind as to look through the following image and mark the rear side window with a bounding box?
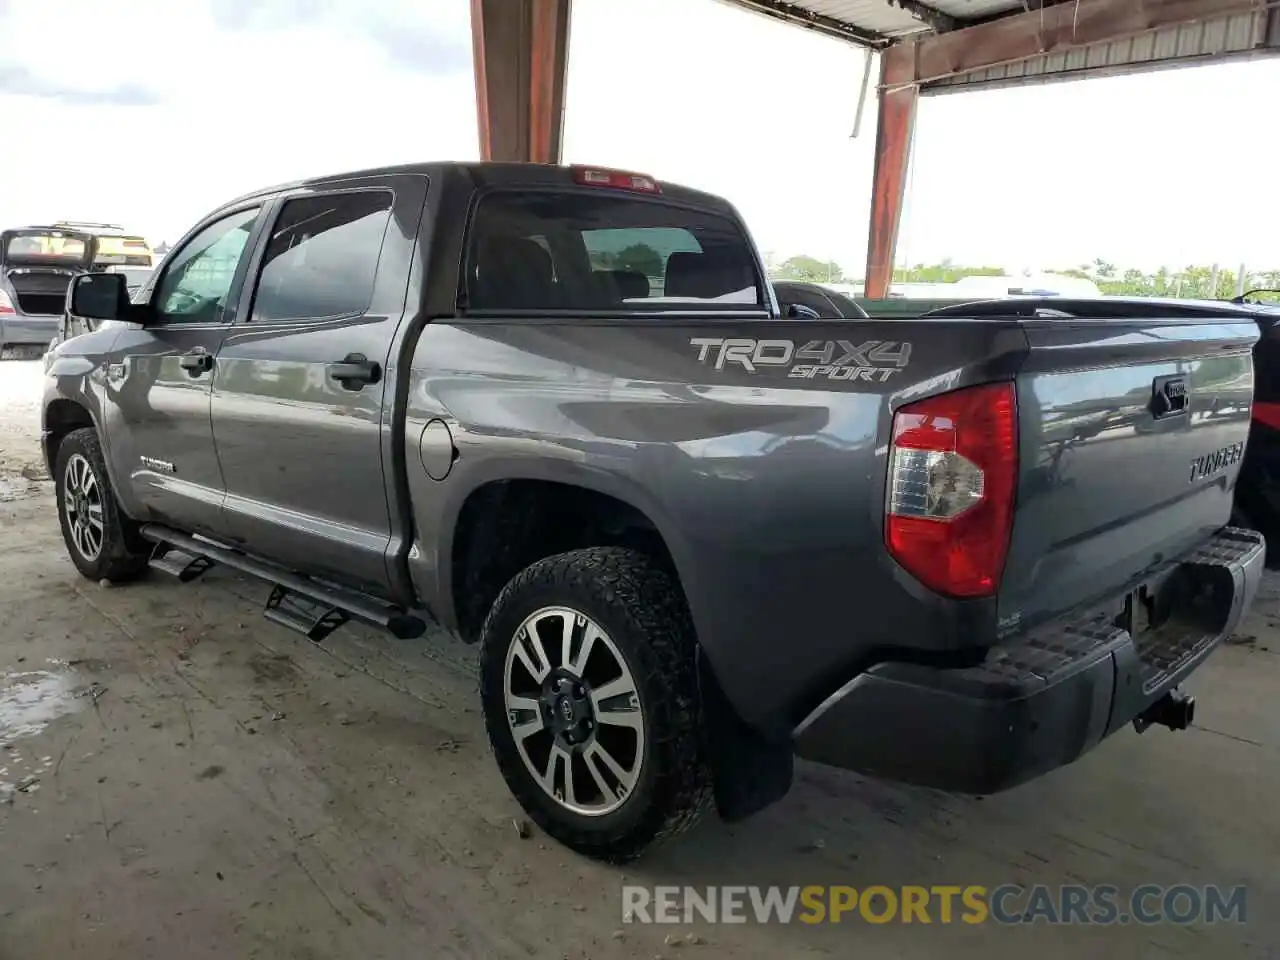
[250,190,393,322]
[465,190,763,312]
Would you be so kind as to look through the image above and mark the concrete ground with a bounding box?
[1,358,1277,959]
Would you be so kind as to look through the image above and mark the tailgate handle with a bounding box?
[1150,375,1189,420]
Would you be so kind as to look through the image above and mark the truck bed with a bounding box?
[407,300,1258,738]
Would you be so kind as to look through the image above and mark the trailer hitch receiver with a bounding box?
[1134,685,1196,734]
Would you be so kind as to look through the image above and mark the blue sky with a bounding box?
[0,0,1276,277]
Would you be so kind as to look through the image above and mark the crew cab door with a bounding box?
[101,205,265,537]
[210,175,428,597]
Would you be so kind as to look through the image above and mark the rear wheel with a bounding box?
[479,547,712,862]
[54,428,149,582]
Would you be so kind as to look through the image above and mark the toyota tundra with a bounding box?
[43,161,1265,862]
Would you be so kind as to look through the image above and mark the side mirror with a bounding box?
[69,272,131,323]
[784,302,822,320]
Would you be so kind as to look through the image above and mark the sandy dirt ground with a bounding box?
[1,358,1278,959]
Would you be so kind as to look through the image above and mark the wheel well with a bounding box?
[450,479,680,643]
[44,399,95,469]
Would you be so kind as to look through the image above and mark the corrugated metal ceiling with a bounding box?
[719,1,1280,87]
[930,9,1274,89]
[718,0,1029,45]
[767,0,933,38]
[926,0,1030,19]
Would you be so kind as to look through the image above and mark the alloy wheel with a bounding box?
[63,453,105,562]
[503,606,645,816]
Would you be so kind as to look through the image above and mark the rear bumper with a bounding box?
[793,526,1265,794]
[1,313,59,348]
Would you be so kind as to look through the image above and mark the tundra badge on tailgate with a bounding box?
[689,338,912,382]
[1188,440,1245,484]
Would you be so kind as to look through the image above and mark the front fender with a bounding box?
[42,332,133,512]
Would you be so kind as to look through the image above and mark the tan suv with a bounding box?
[49,221,155,267]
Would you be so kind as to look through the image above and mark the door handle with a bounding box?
[328,354,381,390]
[179,350,213,374]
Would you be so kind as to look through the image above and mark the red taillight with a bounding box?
[885,382,1017,599]
[571,165,662,194]
[0,291,14,315]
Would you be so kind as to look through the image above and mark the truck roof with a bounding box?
[219,161,736,216]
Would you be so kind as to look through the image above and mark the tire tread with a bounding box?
[55,427,149,582]
[479,546,713,863]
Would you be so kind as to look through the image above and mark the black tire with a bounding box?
[479,547,713,863]
[54,427,149,582]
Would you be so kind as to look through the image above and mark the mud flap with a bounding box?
[696,647,793,823]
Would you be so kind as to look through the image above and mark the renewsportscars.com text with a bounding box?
[621,884,1248,926]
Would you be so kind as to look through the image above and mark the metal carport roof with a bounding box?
[719,0,1033,46]
[719,0,1280,86]
[469,0,1280,296]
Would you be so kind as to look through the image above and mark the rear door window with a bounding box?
[465,190,763,312]
[250,190,394,322]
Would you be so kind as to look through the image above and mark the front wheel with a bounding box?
[54,427,149,582]
[479,547,712,863]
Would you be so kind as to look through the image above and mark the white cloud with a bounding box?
[900,58,1280,273]
[564,0,878,272]
[0,0,476,242]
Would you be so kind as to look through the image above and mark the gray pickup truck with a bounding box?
[44,161,1265,862]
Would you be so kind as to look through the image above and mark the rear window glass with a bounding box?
[93,235,153,266]
[465,190,763,312]
[5,232,87,259]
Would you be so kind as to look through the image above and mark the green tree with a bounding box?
[776,255,845,283]
[825,257,1280,301]
[615,244,663,278]
[895,263,1003,284]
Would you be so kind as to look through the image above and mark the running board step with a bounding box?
[139,523,428,641]
[264,585,350,643]
[149,544,215,582]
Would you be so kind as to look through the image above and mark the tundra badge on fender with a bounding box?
[689,338,913,382]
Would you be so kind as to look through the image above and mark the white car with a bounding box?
[950,272,1103,298]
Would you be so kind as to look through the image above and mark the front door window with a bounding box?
[151,208,260,325]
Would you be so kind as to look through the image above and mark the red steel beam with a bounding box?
[909,0,1260,85]
[863,44,917,300]
[471,0,572,163]
[861,0,1252,293]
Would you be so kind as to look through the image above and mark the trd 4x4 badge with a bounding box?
[689,337,913,382]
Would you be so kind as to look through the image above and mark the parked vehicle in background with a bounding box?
[1,226,96,358]
[50,221,155,267]
[105,264,155,298]
[950,271,1103,298]
[1218,298,1280,560]
[45,161,1264,862]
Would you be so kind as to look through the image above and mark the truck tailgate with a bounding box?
[1001,316,1258,633]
